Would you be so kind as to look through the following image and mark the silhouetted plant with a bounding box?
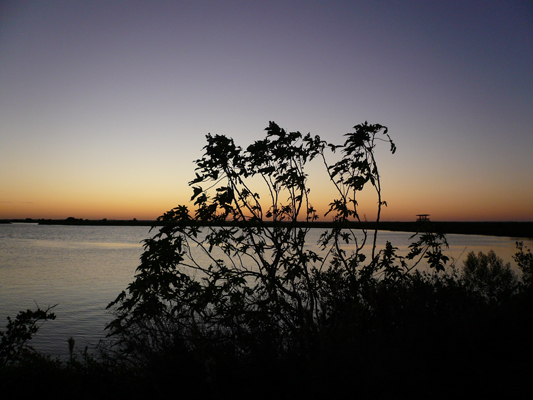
[514,241,533,288]
[106,122,454,396]
[0,305,56,367]
[461,250,519,303]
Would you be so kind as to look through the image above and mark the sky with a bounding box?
[1,0,532,222]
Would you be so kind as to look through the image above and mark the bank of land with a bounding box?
[2,218,532,238]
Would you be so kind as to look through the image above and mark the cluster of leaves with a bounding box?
[461,250,519,303]
[514,241,533,286]
[0,305,56,368]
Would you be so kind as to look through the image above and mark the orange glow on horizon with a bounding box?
[2,197,532,222]
[2,161,532,222]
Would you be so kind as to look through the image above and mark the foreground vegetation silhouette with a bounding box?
[2,122,533,399]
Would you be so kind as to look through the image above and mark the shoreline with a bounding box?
[1,219,532,238]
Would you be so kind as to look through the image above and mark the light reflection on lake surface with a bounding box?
[0,223,531,359]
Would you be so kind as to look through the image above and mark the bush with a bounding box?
[461,250,519,303]
[0,305,56,368]
[104,122,458,397]
[514,241,533,288]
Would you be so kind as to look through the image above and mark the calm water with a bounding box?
[1,223,531,359]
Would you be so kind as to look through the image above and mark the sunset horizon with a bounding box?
[2,1,532,224]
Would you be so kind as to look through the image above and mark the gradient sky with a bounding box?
[1,0,532,221]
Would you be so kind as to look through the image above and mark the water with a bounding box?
[0,224,151,359]
[0,223,531,360]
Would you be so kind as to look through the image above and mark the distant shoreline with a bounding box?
[1,219,532,238]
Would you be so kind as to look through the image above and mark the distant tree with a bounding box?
[461,250,519,303]
[514,241,533,288]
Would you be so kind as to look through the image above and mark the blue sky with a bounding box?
[1,0,532,221]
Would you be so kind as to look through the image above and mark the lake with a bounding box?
[1,223,531,359]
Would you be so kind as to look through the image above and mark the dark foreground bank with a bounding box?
[3,272,533,400]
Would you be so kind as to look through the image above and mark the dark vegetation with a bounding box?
[2,122,533,399]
